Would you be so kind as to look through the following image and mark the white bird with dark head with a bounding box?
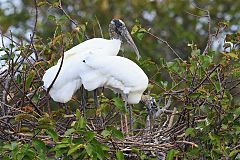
[42,19,140,103]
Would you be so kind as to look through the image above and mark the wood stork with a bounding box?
[80,55,149,132]
[42,19,140,103]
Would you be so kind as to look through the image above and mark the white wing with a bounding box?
[48,79,82,103]
[42,57,82,103]
[57,38,121,64]
[83,56,148,90]
[81,56,149,103]
[42,38,121,103]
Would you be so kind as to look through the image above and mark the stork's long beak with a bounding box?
[123,29,141,60]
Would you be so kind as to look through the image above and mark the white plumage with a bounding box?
[77,55,148,104]
[42,39,121,103]
[58,38,121,63]
[42,19,142,103]
[80,55,148,104]
[77,55,148,132]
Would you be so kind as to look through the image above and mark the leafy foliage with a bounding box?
[0,0,240,159]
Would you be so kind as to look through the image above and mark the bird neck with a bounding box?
[109,24,122,41]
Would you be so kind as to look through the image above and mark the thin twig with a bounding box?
[167,107,177,129]
[95,16,104,38]
[58,0,78,26]
[46,34,65,94]
[187,3,212,55]
[32,0,39,61]
[175,140,198,147]
[146,31,183,61]
[189,64,220,94]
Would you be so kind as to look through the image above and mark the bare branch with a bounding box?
[95,16,104,38]
[146,31,184,61]
[46,34,65,94]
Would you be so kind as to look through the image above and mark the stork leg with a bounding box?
[81,86,87,116]
[124,94,133,133]
[93,89,103,128]
[120,113,128,134]
[145,100,152,131]
[124,94,129,134]
[129,105,133,132]
[93,89,99,108]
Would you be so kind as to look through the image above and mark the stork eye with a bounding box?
[83,60,86,63]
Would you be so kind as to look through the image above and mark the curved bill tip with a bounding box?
[131,43,141,60]
[123,29,141,60]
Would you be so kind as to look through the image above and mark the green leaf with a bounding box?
[136,28,147,40]
[189,93,202,98]
[61,137,70,144]
[208,132,220,143]
[46,128,58,142]
[15,113,38,122]
[221,124,228,129]
[116,151,124,160]
[185,128,195,137]
[67,144,85,156]
[101,130,111,138]
[131,25,139,35]
[76,109,81,120]
[48,15,56,21]
[25,148,36,159]
[2,141,18,151]
[0,54,9,60]
[3,157,11,160]
[64,128,76,136]
[94,143,105,160]
[112,128,124,139]
[16,74,22,84]
[52,2,60,7]
[58,15,68,24]
[160,81,168,89]
[234,107,240,116]
[9,43,15,49]
[32,139,46,154]
[228,52,238,59]
[77,117,86,130]
[113,97,126,113]
[55,148,67,158]
[52,143,69,151]
[229,149,240,157]
[235,126,240,135]
[16,143,30,160]
[85,143,93,157]
[37,1,47,7]
[84,131,96,142]
[101,127,124,139]
[159,58,166,66]
[167,149,175,160]
[167,149,179,160]
[74,150,87,160]
[213,80,221,93]
[25,70,35,91]
[190,49,201,57]
[79,24,86,32]
[37,116,53,129]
